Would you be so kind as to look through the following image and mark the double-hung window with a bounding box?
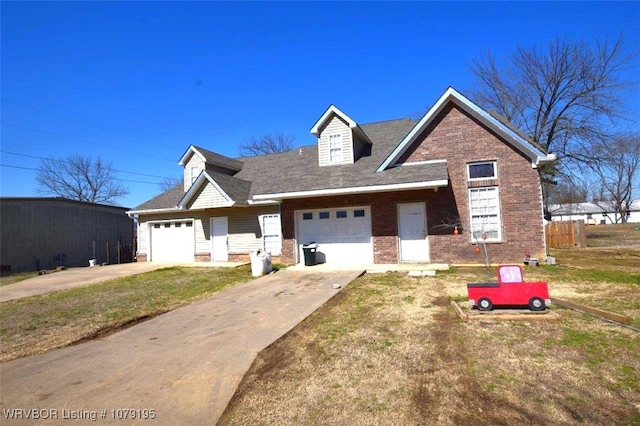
[328,134,343,163]
[261,214,282,255]
[190,166,200,184]
[469,187,502,242]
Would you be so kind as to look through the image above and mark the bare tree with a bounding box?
[238,133,295,156]
[36,154,129,205]
[470,35,635,192]
[591,133,640,223]
[158,177,181,192]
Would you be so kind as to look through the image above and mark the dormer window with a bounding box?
[191,166,200,184]
[329,134,343,163]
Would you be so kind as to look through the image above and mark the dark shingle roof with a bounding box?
[233,118,447,196]
[193,146,244,171]
[132,118,449,211]
[134,181,185,211]
[203,171,252,204]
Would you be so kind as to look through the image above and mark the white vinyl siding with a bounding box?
[137,206,280,259]
[318,115,353,166]
[469,187,502,242]
[187,182,231,209]
[184,155,205,191]
[260,214,282,255]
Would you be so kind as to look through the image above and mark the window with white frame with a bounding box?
[261,214,282,255]
[190,166,200,184]
[328,134,343,163]
[469,187,502,242]
[467,161,497,181]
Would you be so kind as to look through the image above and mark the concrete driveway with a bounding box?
[0,265,365,425]
[0,262,245,303]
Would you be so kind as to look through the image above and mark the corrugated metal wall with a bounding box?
[0,198,134,272]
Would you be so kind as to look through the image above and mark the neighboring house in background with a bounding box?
[128,87,556,265]
[549,200,640,224]
[0,198,134,273]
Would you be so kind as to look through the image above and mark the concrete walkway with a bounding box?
[0,262,246,303]
[0,266,365,425]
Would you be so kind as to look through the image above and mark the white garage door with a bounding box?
[297,207,373,264]
[150,221,194,262]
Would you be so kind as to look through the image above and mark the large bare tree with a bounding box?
[591,133,640,223]
[238,133,295,156]
[470,35,635,191]
[158,177,181,192]
[36,154,129,205]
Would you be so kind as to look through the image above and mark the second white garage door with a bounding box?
[296,207,373,264]
[149,221,194,262]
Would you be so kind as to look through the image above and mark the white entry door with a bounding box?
[210,217,228,261]
[398,203,430,262]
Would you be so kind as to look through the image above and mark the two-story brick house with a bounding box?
[127,87,555,265]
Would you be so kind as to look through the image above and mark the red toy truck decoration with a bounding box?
[467,265,550,311]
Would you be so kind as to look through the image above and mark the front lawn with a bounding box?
[0,266,253,362]
[220,255,640,424]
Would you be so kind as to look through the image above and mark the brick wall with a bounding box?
[281,103,546,265]
[398,103,546,263]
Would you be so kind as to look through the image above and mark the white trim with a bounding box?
[247,199,281,206]
[377,87,554,172]
[394,159,447,167]
[310,105,357,136]
[178,145,206,166]
[252,179,449,201]
[259,213,282,256]
[294,206,373,264]
[127,207,181,216]
[210,216,229,262]
[468,186,503,243]
[177,171,234,209]
[148,218,195,262]
[397,202,430,262]
[467,161,498,181]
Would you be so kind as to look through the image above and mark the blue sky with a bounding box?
[2,1,639,208]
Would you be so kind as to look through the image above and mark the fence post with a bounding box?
[106,242,110,265]
[117,240,121,264]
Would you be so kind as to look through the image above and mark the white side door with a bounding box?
[210,217,228,261]
[398,202,430,262]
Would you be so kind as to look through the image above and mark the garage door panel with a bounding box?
[297,208,372,264]
[150,221,194,262]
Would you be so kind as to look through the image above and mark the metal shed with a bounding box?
[0,197,134,272]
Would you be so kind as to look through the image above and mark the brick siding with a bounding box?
[281,103,546,265]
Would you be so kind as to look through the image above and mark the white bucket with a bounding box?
[89,259,97,267]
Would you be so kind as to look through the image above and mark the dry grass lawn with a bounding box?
[0,266,253,362]
[220,225,640,425]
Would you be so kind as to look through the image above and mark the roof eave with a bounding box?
[310,105,358,136]
[377,87,550,171]
[176,171,234,209]
[252,179,449,201]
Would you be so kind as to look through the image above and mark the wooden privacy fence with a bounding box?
[545,220,587,249]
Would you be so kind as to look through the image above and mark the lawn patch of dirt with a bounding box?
[220,269,640,425]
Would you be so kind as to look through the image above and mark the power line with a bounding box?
[0,150,178,180]
[3,122,176,162]
[2,99,184,150]
[0,164,163,185]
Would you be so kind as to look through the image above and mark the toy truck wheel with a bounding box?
[478,297,493,311]
[529,297,545,311]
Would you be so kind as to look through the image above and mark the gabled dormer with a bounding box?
[178,145,243,192]
[311,105,372,167]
